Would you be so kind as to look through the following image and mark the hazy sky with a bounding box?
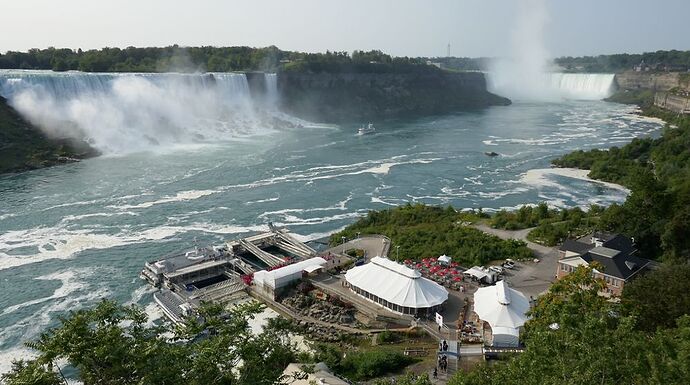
[1,0,689,58]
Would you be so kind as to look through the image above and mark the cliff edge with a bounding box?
[0,96,97,174]
[275,71,510,123]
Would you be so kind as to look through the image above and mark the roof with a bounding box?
[345,257,448,308]
[560,239,593,254]
[580,249,651,280]
[559,232,651,280]
[438,255,452,264]
[254,257,327,288]
[473,280,530,329]
[464,266,489,279]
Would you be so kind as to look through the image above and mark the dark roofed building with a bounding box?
[556,232,654,297]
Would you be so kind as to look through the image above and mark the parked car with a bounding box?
[489,266,504,274]
[502,260,515,269]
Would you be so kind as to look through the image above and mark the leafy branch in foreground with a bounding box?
[2,300,298,385]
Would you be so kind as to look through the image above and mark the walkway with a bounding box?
[472,223,560,298]
[323,235,390,261]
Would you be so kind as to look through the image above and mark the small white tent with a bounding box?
[438,255,452,265]
[473,280,530,347]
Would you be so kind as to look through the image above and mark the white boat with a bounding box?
[357,123,376,135]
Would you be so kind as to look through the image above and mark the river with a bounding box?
[0,70,665,368]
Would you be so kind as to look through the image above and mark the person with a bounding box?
[433,367,438,379]
[438,324,441,332]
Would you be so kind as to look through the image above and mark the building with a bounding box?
[473,280,530,347]
[253,257,327,299]
[345,256,448,316]
[281,362,349,385]
[557,232,654,296]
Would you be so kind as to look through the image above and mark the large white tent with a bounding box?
[345,256,448,315]
[473,280,530,347]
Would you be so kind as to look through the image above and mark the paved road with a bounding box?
[472,224,560,298]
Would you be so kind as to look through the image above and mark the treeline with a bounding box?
[0,45,290,72]
[282,49,438,74]
[330,204,533,266]
[0,46,438,74]
[555,49,690,73]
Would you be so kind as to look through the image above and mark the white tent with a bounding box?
[491,326,520,347]
[438,255,452,265]
[473,280,530,347]
[345,257,448,310]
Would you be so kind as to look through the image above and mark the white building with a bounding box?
[345,256,448,316]
[473,280,530,347]
[253,257,327,299]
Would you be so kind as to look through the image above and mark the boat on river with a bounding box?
[357,123,376,135]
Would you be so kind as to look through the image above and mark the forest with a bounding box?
[554,49,690,72]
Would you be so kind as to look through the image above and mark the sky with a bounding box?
[1,0,689,58]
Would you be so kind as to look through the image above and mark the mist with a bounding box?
[0,72,284,154]
[486,0,615,101]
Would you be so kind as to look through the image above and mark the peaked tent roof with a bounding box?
[345,257,448,308]
[473,280,530,329]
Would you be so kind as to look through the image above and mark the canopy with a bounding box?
[464,266,488,280]
[345,257,448,309]
[473,280,530,329]
[438,255,452,264]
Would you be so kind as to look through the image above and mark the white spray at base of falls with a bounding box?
[485,0,615,101]
[0,71,283,154]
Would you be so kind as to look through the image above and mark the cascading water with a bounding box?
[264,73,278,107]
[547,73,615,100]
[487,71,616,101]
[0,70,283,154]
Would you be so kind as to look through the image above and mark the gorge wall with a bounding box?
[274,71,510,123]
[615,71,688,92]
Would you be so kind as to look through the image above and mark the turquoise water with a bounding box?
[0,99,663,367]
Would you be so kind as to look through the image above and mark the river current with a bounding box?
[0,76,665,368]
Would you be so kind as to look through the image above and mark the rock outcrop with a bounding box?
[0,96,97,174]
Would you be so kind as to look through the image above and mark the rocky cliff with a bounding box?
[274,71,510,123]
[0,96,96,174]
[615,71,686,92]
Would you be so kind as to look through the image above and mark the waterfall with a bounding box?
[0,70,280,154]
[264,73,278,107]
[548,73,615,100]
[488,70,616,101]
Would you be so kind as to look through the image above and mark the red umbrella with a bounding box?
[451,270,460,275]
[453,276,462,282]
[404,259,412,264]
[422,258,429,263]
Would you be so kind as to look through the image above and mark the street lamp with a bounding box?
[396,245,400,260]
[341,236,346,245]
